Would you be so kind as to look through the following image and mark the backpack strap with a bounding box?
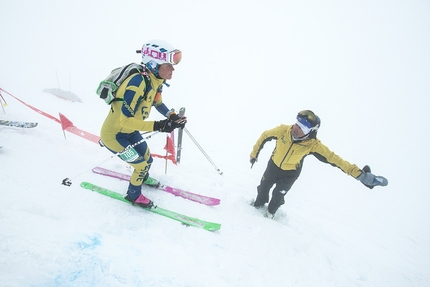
[140,68,152,101]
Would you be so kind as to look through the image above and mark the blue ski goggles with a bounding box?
[296,110,319,133]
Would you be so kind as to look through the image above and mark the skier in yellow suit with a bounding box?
[100,39,186,208]
[250,110,388,218]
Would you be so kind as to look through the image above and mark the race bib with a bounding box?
[118,146,139,163]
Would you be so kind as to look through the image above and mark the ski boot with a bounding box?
[143,176,160,188]
[125,193,154,208]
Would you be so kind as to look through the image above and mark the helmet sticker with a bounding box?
[142,47,168,62]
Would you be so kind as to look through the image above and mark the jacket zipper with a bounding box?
[280,142,294,167]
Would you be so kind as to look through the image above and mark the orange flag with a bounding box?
[152,134,177,164]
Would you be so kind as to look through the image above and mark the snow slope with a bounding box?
[1,77,429,287]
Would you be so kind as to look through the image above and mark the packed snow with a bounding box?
[1,1,429,286]
[43,88,83,103]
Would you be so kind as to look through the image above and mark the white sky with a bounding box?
[1,1,430,285]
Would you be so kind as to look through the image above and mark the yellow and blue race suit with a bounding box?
[100,71,172,198]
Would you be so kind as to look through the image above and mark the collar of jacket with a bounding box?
[148,71,166,88]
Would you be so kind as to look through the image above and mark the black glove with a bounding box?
[154,119,175,133]
[168,113,187,129]
[250,157,257,168]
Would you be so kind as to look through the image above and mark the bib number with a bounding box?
[119,146,139,162]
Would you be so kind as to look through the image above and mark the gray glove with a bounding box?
[357,165,388,189]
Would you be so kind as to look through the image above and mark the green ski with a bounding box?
[80,182,221,232]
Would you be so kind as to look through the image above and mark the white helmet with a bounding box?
[140,39,182,76]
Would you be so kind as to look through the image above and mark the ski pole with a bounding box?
[176,107,186,163]
[0,90,7,114]
[99,131,161,152]
[184,128,223,175]
[62,131,162,186]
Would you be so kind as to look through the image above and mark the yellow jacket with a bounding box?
[250,124,362,178]
[100,71,165,144]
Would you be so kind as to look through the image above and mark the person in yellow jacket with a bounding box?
[250,110,388,218]
[100,39,186,208]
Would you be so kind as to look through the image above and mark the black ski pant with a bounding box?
[254,158,302,214]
